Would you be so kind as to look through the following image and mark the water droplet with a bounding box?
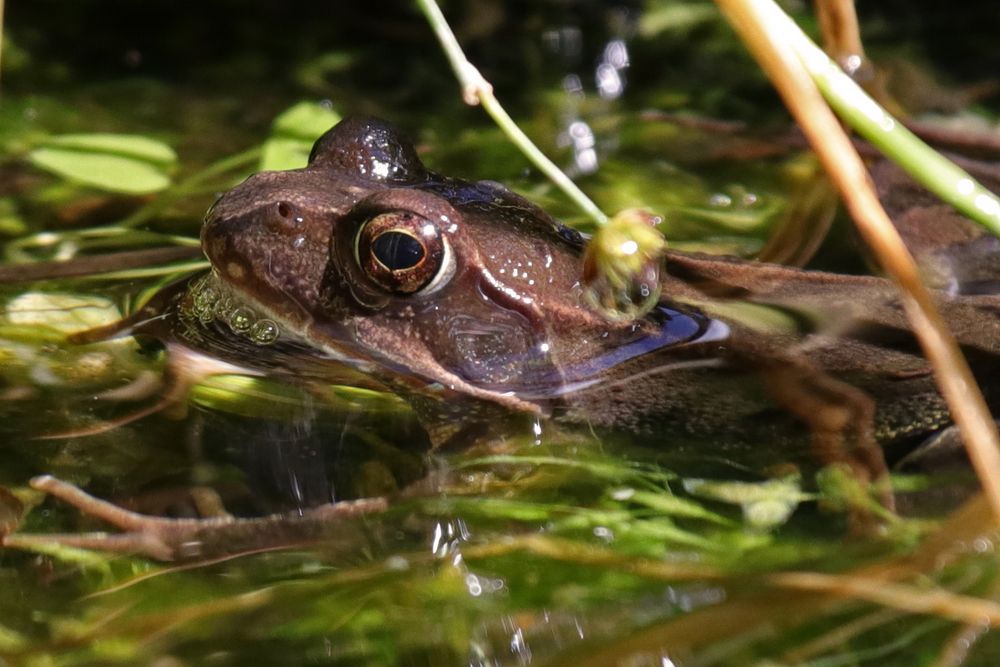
[709,193,732,207]
[593,526,614,542]
[611,488,635,501]
[385,556,410,571]
[189,279,222,322]
[195,285,218,307]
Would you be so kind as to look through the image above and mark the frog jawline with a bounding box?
[193,271,371,369]
[200,273,540,414]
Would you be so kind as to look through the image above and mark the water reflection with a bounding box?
[546,8,636,176]
[596,39,629,99]
[200,403,430,515]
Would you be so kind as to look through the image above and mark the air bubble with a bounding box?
[228,307,255,333]
[192,301,211,321]
[249,319,280,344]
[226,307,257,333]
[194,286,218,307]
[213,296,235,319]
[192,286,220,322]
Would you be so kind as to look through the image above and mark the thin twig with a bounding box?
[716,0,1000,521]
[414,0,608,226]
[0,246,204,283]
[781,608,901,663]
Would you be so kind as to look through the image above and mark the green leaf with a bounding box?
[259,101,341,171]
[259,137,313,172]
[616,489,734,526]
[272,101,342,141]
[40,133,177,166]
[29,147,172,194]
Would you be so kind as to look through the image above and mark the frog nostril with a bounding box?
[277,202,292,218]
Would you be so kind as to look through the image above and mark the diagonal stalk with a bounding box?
[716,0,1000,521]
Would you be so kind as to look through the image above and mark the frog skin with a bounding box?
[7,117,1000,559]
[88,116,998,480]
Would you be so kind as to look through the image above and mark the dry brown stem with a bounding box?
[716,0,1000,522]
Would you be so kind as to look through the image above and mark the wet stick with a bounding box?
[716,0,1000,520]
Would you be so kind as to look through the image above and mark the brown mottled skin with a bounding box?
[159,117,1000,473]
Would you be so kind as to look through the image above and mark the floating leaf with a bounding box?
[272,101,342,140]
[40,133,177,166]
[259,137,312,173]
[4,291,122,333]
[29,146,173,194]
[638,3,719,37]
[259,101,342,171]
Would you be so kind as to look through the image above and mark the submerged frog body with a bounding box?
[7,117,1000,559]
[195,119,735,445]
[71,117,995,473]
[185,117,1000,470]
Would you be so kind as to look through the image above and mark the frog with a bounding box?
[5,116,1000,560]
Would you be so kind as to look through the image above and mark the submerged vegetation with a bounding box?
[1,1,1000,665]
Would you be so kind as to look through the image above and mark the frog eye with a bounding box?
[355,211,454,294]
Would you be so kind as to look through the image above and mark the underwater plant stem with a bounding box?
[930,578,1000,667]
[717,0,1000,521]
[0,245,204,283]
[769,571,1000,625]
[414,0,608,227]
[4,226,200,266]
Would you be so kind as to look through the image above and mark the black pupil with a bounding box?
[371,231,425,271]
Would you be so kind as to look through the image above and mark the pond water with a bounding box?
[2,2,1000,666]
